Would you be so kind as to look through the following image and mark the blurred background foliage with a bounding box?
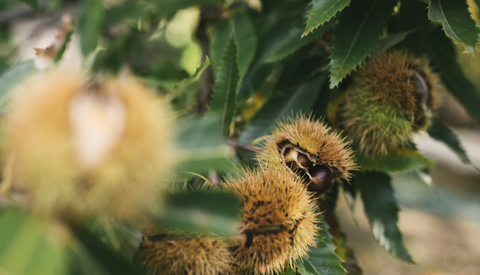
[0,0,479,274]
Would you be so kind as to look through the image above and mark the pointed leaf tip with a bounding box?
[427,0,480,54]
[329,0,398,88]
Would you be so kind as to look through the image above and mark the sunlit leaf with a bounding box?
[355,172,414,262]
[170,57,211,99]
[78,0,103,56]
[0,210,70,275]
[0,60,37,111]
[427,0,480,54]
[330,0,397,88]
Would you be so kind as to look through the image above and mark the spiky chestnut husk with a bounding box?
[224,166,318,275]
[4,69,175,224]
[329,51,440,155]
[134,230,233,275]
[257,116,355,195]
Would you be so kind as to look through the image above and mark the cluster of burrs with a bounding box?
[135,116,355,275]
[328,50,441,155]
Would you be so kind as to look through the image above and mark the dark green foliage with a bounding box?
[71,229,146,275]
[355,172,414,263]
[427,118,471,164]
[78,0,103,56]
[208,39,239,136]
[157,190,240,236]
[238,73,327,144]
[427,0,480,54]
[329,0,397,88]
[303,0,350,36]
[295,214,346,275]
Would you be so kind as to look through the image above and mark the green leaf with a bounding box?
[278,266,297,275]
[170,57,211,99]
[303,0,350,36]
[330,0,397,88]
[320,208,363,274]
[325,183,339,211]
[427,118,470,164]
[208,39,239,136]
[210,14,256,91]
[238,6,307,99]
[425,28,480,124]
[18,0,40,11]
[0,210,70,275]
[427,0,480,54]
[296,214,346,275]
[376,29,416,53]
[157,189,240,236]
[356,148,435,173]
[232,14,257,79]
[103,1,146,25]
[71,228,145,275]
[54,30,74,63]
[342,180,357,211]
[175,116,236,174]
[78,0,103,56]
[354,172,414,262]
[210,19,232,74]
[0,60,37,110]
[155,0,222,15]
[265,20,335,63]
[238,73,327,144]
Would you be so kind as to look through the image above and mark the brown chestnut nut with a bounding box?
[297,153,312,168]
[308,166,335,194]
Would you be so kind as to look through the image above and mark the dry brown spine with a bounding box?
[134,230,233,275]
[224,166,318,275]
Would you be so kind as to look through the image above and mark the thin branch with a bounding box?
[194,7,219,114]
[0,7,35,25]
[228,139,261,153]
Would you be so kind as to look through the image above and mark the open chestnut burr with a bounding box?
[257,116,356,196]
